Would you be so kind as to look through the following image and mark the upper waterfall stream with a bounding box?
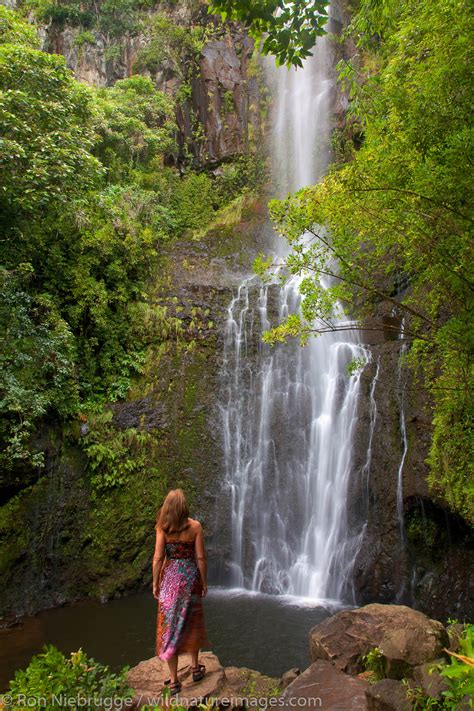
[219,15,369,603]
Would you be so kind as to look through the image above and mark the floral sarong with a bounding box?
[155,540,208,660]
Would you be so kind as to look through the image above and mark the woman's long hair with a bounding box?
[156,489,189,533]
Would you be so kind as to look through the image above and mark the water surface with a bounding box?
[1,588,340,690]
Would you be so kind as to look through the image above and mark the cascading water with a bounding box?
[219,10,369,602]
[396,325,409,544]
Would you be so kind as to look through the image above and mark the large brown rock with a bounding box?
[126,651,280,709]
[365,679,412,711]
[309,604,449,676]
[281,660,369,710]
[412,660,448,700]
[126,651,225,707]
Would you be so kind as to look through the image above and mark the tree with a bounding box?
[0,45,102,218]
[257,0,474,522]
[208,0,330,67]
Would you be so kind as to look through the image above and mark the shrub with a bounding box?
[4,644,132,709]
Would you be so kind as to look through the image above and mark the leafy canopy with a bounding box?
[259,0,474,522]
[208,0,330,67]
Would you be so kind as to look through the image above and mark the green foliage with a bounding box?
[362,647,385,682]
[440,625,474,706]
[0,44,102,212]
[208,0,330,67]
[94,75,177,178]
[73,29,96,47]
[404,625,474,709]
[346,356,367,376]
[83,410,160,493]
[215,153,268,203]
[23,0,148,36]
[0,5,39,47]
[405,511,437,549]
[135,11,207,77]
[24,0,95,29]
[0,268,78,477]
[5,644,132,709]
[171,171,216,232]
[262,0,474,522]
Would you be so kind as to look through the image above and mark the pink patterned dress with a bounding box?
[155,539,208,661]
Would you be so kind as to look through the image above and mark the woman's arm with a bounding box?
[195,522,208,596]
[152,528,165,600]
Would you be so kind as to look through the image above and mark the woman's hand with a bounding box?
[201,583,208,597]
[153,583,160,600]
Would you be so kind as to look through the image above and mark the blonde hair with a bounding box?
[156,489,189,533]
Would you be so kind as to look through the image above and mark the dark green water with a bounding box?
[1,588,340,690]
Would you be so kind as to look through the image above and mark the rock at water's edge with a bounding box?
[126,651,281,709]
[309,603,449,676]
[365,678,412,711]
[281,659,369,710]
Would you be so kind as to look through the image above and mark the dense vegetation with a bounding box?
[0,5,264,495]
[6,645,133,708]
[0,0,471,634]
[254,0,473,523]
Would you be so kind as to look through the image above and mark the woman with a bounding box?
[153,488,209,695]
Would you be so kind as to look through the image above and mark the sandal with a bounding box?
[169,680,182,695]
[192,664,206,682]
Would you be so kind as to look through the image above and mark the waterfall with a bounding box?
[396,334,409,544]
[219,10,369,602]
[362,357,380,506]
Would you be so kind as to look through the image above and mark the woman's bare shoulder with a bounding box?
[188,517,203,530]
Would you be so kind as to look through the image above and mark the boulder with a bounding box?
[365,679,412,711]
[447,622,467,652]
[309,604,449,675]
[126,651,225,708]
[126,651,280,709]
[412,660,448,700]
[281,660,369,710]
[379,627,448,679]
[280,667,301,689]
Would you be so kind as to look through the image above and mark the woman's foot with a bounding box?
[169,680,182,695]
[192,664,206,682]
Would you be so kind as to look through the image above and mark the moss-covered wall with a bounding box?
[0,196,268,620]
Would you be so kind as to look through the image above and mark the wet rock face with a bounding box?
[348,301,474,620]
[196,35,258,162]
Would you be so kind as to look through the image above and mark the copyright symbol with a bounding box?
[2,694,12,705]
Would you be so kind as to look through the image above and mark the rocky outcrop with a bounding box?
[305,603,467,710]
[189,34,262,163]
[365,679,412,711]
[281,660,369,710]
[126,651,281,709]
[124,603,463,711]
[309,604,449,677]
[347,298,474,620]
[42,3,265,168]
